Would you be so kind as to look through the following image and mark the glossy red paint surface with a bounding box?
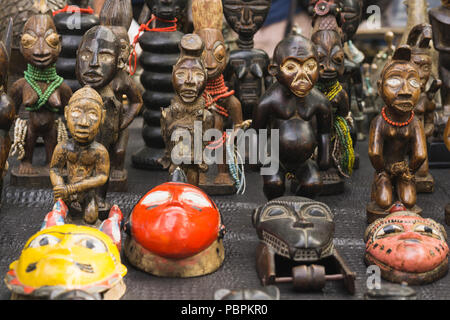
[130,183,221,259]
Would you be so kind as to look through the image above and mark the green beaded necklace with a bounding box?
[24,64,64,113]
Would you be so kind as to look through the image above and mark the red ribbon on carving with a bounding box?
[53,5,94,16]
[129,15,178,75]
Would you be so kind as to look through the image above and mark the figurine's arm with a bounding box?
[119,77,143,131]
[336,89,350,117]
[160,107,171,151]
[9,80,23,115]
[50,143,67,193]
[410,120,427,172]
[225,95,244,128]
[424,99,436,137]
[351,67,364,112]
[316,100,332,170]
[251,95,272,130]
[445,118,450,151]
[368,117,384,172]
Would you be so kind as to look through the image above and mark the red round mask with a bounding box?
[365,210,448,280]
[129,182,223,259]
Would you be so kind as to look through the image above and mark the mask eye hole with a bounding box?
[261,205,290,221]
[386,78,402,88]
[74,235,107,253]
[213,44,226,63]
[29,234,61,248]
[414,224,442,239]
[21,33,37,49]
[45,33,60,49]
[306,207,326,218]
[179,191,212,208]
[409,78,420,88]
[141,191,172,207]
[375,224,403,238]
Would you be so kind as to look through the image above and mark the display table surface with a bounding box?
[0,118,449,300]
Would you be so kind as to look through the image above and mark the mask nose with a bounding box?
[293,219,314,229]
[89,52,99,67]
[241,7,252,25]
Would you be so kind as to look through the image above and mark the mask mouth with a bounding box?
[320,71,337,79]
[392,101,414,112]
[31,54,52,66]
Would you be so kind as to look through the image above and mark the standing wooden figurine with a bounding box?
[367,45,427,223]
[0,18,16,205]
[9,1,72,187]
[193,0,246,195]
[76,25,142,211]
[50,86,109,225]
[131,0,187,170]
[407,24,441,193]
[223,0,272,120]
[161,34,214,186]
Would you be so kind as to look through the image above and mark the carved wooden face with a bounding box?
[20,14,61,69]
[365,213,448,275]
[379,62,421,114]
[196,29,226,79]
[68,0,90,7]
[145,0,187,20]
[277,57,318,97]
[312,30,344,80]
[76,26,119,89]
[411,53,432,91]
[65,99,103,143]
[340,0,362,42]
[223,0,271,38]
[173,59,207,104]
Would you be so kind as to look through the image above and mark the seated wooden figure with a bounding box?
[252,35,332,200]
[9,2,72,187]
[161,34,214,186]
[50,86,109,225]
[367,45,427,223]
[407,23,442,193]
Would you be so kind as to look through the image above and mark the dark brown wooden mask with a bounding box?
[145,0,188,20]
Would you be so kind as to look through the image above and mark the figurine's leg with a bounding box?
[374,171,393,209]
[82,190,98,225]
[111,128,129,180]
[295,159,322,198]
[397,178,416,209]
[43,120,58,166]
[263,167,286,200]
[416,156,429,178]
[18,122,38,175]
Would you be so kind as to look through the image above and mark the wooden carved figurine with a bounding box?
[310,8,354,194]
[76,25,142,210]
[4,200,127,300]
[252,35,331,200]
[192,0,245,194]
[131,0,187,170]
[223,0,272,120]
[0,18,16,204]
[99,0,144,191]
[124,182,225,277]
[253,196,355,293]
[445,118,450,223]
[53,0,99,92]
[9,1,73,187]
[429,0,450,168]
[50,86,109,225]
[365,203,448,285]
[407,24,442,193]
[161,34,214,186]
[367,45,427,223]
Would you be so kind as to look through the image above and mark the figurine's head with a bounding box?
[253,197,335,261]
[193,0,227,79]
[125,182,225,277]
[0,18,12,91]
[173,34,207,104]
[311,28,344,80]
[340,0,362,42]
[4,202,127,298]
[20,12,61,69]
[364,207,449,284]
[68,0,90,7]
[65,86,105,144]
[145,0,187,20]
[76,26,119,89]
[407,24,433,91]
[222,0,271,39]
[378,46,421,114]
[269,35,319,98]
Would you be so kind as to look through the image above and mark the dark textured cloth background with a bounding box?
[0,118,449,300]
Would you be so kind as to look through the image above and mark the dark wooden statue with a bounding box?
[367,45,427,223]
[429,0,450,168]
[50,86,109,225]
[445,118,450,224]
[99,0,143,191]
[53,0,99,92]
[76,25,142,212]
[9,2,72,187]
[161,34,214,186]
[193,0,246,195]
[311,10,353,195]
[253,35,331,200]
[407,24,441,193]
[223,0,272,120]
[0,18,16,204]
[131,0,187,170]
